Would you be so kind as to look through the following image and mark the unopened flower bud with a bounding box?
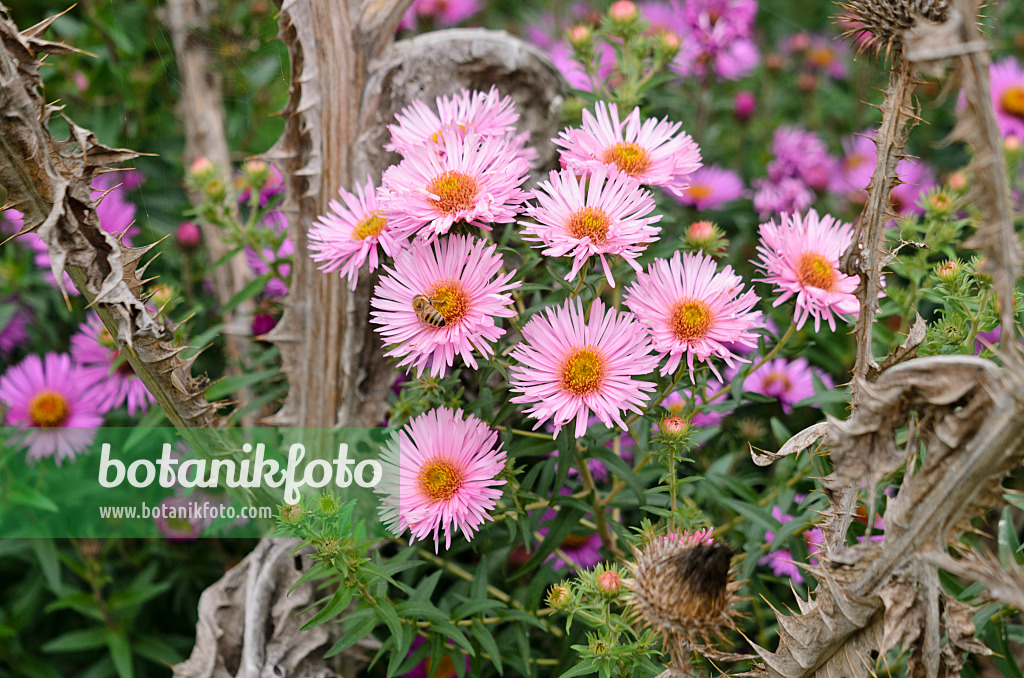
[243,160,271,193]
[588,635,614,658]
[1005,135,1022,153]
[608,0,638,23]
[280,503,304,524]
[927,190,954,215]
[948,171,968,192]
[203,178,227,201]
[189,157,215,183]
[733,91,755,122]
[596,569,622,595]
[936,260,959,284]
[659,415,689,438]
[317,493,339,515]
[660,30,681,55]
[547,584,572,609]
[252,313,278,337]
[788,33,811,52]
[764,53,785,72]
[318,538,342,559]
[798,73,818,92]
[567,24,591,48]
[175,221,202,253]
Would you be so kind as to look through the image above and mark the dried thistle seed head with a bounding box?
[838,0,950,55]
[625,529,739,647]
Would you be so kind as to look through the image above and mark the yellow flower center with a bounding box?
[427,171,478,215]
[560,347,606,397]
[561,533,592,550]
[424,656,457,678]
[669,299,713,343]
[351,211,387,240]
[98,327,117,350]
[600,142,651,177]
[426,279,470,325]
[807,47,835,68]
[567,206,611,244]
[166,516,194,534]
[797,251,838,292]
[1001,85,1024,119]
[29,390,70,428]
[417,456,464,503]
[845,154,867,171]
[684,184,713,202]
[763,371,792,392]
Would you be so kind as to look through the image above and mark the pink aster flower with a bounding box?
[754,210,860,332]
[669,0,759,81]
[548,41,619,94]
[829,132,876,198]
[370,235,520,378]
[379,130,529,243]
[386,87,521,156]
[987,57,1024,140]
[623,251,761,379]
[399,0,481,31]
[308,175,401,290]
[521,166,661,288]
[663,385,726,428]
[555,101,702,197]
[245,235,293,298]
[769,126,835,191]
[153,495,217,541]
[70,314,155,416]
[376,407,506,552]
[0,352,108,464]
[0,301,30,355]
[672,165,745,211]
[742,357,832,414]
[752,176,815,218]
[760,506,806,584]
[538,510,603,571]
[509,297,658,439]
[890,157,937,217]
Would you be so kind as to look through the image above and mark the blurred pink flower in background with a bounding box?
[538,509,603,571]
[70,314,155,416]
[399,0,481,31]
[741,357,832,413]
[672,165,745,211]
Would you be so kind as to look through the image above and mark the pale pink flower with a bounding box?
[829,132,876,197]
[521,166,661,288]
[0,353,109,464]
[399,0,481,31]
[548,41,619,94]
[754,210,860,332]
[555,101,702,197]
[376,407,506,552]
[70,314,154,416]
[309,175,401,290]
[742,357,832,414]
[370,235,520,377]
[510,297,658,439]
[672,165,745,211]
[752,177,815,217]
[624,251,761,379]
[986,57,1024,140]
[386,87,522,156]
[379,131,529,243]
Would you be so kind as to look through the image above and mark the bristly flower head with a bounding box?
[71,314,155,416]
[754,210,860,332]
[509,297,658,439]
[555,101,702,198]
[625,527,739,656]
[308,175,402,290]
[520,166,661,288]
[0,353,109,464]
[624,251,761,380]
[376,407,506,552]
[370,235,520,378]
[379,130,530,243]
[837,0,949,56]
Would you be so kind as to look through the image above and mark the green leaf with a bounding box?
[302,587,355,630]
[471,619,503,674]
[5,483,59,512]
[557,659,598,678]
[324,609,376,658]
[31,538,62,592]
[104,629,134,678]
[133,635,184,666]
[223,273,272,313]
[997,507,1022,569]
[42,627,107,653]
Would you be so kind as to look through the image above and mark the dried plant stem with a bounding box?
[840,62,918,403]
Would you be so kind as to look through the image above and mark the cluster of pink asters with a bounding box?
[0,352,112,464]
[760,505,823,585]
[665,0,760,82]
[752,126,833,217]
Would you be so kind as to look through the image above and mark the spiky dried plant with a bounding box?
[625,530,742,675]
[838,0,950,57]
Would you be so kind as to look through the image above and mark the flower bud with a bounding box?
[948,171,968,192]
[935,259,959,284]
[189,157,215,183]
[547,584,572,610]
[659,415,689,438]
[317,493,339,515]
[567,24,592,48]
[764,53,785,72]
[608,0,638,23]
[926,190,954,215]
[733,91,755,122]
[280,503,304,524]
[660,30,681,57]
[252,313,278,337]
[175,221,202,253]
[243,160,271,194]
[1005,135,1022,153]
[318,538,342,559]
[798,73,818,92]
[596,569,622,595]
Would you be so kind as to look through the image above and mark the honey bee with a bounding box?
[412,295,446,328]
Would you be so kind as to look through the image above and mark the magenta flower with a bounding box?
[752,177,815,218]
[245,235,293,299]
[548,41,619,94]
[379,130,529,243]
[987,57,1024,140]
[829,132,876,198]
[742,357,831,414]
[754,210,860,332]
[0,301,30,355]
[538,510,603,571]
[370,235,520,378]
[0,353,109,464]
[672,165,745,211]
[624,251,761,379]
[309,175,402,290]
[70,314,155,416]
[376,407,506,552]
[153,496,216,541]
[399,0,481,31]
[669,0,759,81]
[759,506,806,584]
[555,101,702,198]
[510,297,658,439]
[769,126,836,192]
[521,166,661,288]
